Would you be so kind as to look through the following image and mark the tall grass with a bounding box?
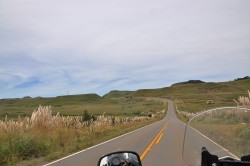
[191,107,250,157]
[234,90,250,108]
[0,105,165,165]
[193,123,250,157]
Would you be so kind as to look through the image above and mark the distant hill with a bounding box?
[103,90,132,98]
[234,76,250,81]
[102,79,250,99]
[54,93,101,101]
[0,93,102,107]
[171,80,206,86]
[102,79,250,112]
[1,78,250,115]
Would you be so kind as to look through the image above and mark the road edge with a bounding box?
[43,119,163,166]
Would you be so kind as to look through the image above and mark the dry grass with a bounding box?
[0,105,165,165]
[191,108,250,157]
[0,105,157,132]
[194,124,249,157]
[234,90,250,108]
[182,91,250,158]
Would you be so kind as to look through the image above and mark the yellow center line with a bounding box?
[164,124,168,130]
[140,122,168,160]
[155,133,163,144]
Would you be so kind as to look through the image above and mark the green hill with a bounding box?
[171,80,206,86]
[103,90,133,98]
[0,94,102,107]
[104,79,250,112]
[1,78,249,118]
[0,93,165,120]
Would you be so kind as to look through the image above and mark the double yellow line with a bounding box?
[140,122,168,160]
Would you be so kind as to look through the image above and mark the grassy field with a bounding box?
[1,79,249,119]
[0,95,165,120]
[0,91,167,165]
[172,80,250,112]
[0,104,166,166]
[105,79,250,113]
[190,108,250,157]
[194,124,249,157]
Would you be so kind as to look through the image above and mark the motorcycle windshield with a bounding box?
[182,107,250,166]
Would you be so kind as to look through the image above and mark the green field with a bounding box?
[0,95,166,166]
[105,79,250,113]
[1,79,249,120]
[190,108,250,157]
[0,94,165,120]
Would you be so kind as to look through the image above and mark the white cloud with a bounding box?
[0,0,250,98]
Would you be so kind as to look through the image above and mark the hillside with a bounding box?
[1,78,249,118]
[103,90,133,98]
[0,93,164,120]
[171,80,205,86]
[105,79,250,112]
[0,93,102,107]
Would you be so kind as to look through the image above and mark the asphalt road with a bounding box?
[44,100,233,166]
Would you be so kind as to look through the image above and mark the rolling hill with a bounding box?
[1,77,249,118]
[104,78,250,112]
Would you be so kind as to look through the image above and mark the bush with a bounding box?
[0,144,13,165]
[133,111,141,116]
[14,135,49,159]
[0,135,49,165]
[82,110,91,121]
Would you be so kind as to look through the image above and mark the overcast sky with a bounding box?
[0,0,250,98]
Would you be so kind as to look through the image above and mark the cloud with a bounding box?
[0,0,250,98]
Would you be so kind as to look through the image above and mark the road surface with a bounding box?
[44,100,232,166]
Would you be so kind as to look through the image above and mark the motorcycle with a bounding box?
[98,107,250,166]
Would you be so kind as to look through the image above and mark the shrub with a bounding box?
[0,144,13,165]
[14,135,49,159]
[0,135,49,165]
[82,110,91,121]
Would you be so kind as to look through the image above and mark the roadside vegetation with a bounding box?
[191,109,250,157]
[0,98,166,166]
[189,91,250,157]
[0,95,164,120]
[0,78,249,165]
[234,90,250,108]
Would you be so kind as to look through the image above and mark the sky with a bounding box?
[0,0,250,99]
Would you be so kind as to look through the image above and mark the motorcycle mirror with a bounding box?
[98,151,142,166]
